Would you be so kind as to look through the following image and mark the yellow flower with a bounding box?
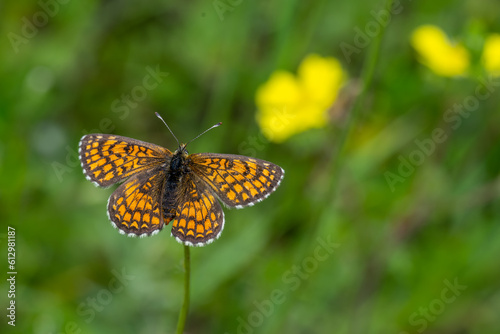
[411,25,470,77]
[255,54,345,143]
[482,33,500,76]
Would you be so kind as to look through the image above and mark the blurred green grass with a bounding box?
[1,0,500,333]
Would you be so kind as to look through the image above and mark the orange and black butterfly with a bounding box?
[78,114,284,246]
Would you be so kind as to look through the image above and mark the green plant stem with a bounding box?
[176,245,190,334]
[326,0,392,199]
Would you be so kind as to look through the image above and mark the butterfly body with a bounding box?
[79,133,284,246]
[162,145,189,222]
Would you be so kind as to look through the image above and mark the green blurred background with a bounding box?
[1,0,500,333]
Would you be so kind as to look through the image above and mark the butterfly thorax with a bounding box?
[162,145,189,219]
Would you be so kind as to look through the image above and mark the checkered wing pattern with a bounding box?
[107,167,167,236]
[188,153,284,209]
[171,173,224,246]
[79,131,285,246]
[79,134,171,187]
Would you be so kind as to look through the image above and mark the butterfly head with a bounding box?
[175,143,189,156]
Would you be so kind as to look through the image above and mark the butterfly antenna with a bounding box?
[155,112,180,147]
[185,122,222,147]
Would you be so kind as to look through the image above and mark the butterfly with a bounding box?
[78,114,284,246]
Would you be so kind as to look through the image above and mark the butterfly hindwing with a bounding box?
[170,173,224,246]
[107,167,168,236]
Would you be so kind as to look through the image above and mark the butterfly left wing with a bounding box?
[170,173,224,246]
[188,153,284,208]
[107,166,167,236]
[79,134,171,187]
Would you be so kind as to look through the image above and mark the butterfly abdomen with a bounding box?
[162,150,188,219]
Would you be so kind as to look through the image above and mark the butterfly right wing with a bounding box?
[170,172,224,246]
[188,153,284,209]
[79,134,171,187]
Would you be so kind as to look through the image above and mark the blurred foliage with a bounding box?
[1,0,500,333]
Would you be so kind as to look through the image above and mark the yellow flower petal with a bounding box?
[294,105,329,130]
[255,71,303,109]
[256,105,299,143]
[482,34,500,76]
[298,54,345,108]
[411,25,470,77]
[255,71,305,142]
[256,105,328,143]
[255,55,345,143]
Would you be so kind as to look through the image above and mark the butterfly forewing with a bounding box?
[188,153,284,208]
[79,134,171,187]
